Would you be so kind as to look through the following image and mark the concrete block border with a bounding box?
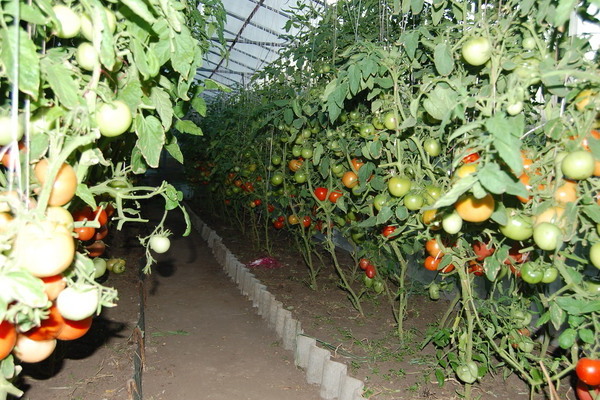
[186,206,367,400]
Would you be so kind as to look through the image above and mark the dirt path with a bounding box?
[141,203,321,400]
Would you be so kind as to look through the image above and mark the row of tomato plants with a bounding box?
[0,0,225,397]
[184,0,600,398]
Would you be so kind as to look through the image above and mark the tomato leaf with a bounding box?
[358,216,377,228]
[0,270,46,308]
[164,135,184,164]
[423,85,458,121]
[348,64,361,95]
[434,43,454,76]
[312,143,324,166]
[120,0,157,25]
[76,184,97,209]
[376,207,394,224]
[478,163,529,197]
[0,26,40,99]
[555,297,600,315]
[171,27,196,76]
[484,257,501,281]
[4,2,46,24]
[579,328,595,344]
[175,120,203,136]
[131,38,151,80]
[553,0,577,28]
[395,206,409,221]
[429,175,477,209]
[40,59,80,109]
[582,204,600,223]
[136,115,165,168]
[191,96,207,117]
[549,302,566,330]
[150,87,173,130]
[485,114,523,175]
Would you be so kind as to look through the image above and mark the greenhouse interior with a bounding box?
[1,0,600,399]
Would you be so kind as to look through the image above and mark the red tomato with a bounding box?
[365,264,376,278]
[94,224,109,240]
[85,240,106,257]
[468,260,485,276]
[576,379,600,400]
[74,225,96,241]
[0,320,17,359]
[314,187,328,201]
[577,358,600,386]
[472,240,495,261]
[273,220,284,229]
[462,152,480,164]
[424,256,441,271]
[382,225,396,238]
[359,258,370,270]
[302,215,311,228]
[93,206,108,226]
[57,316,93,341]
[328,190,343,203]
[267,204,275,213]
[24,304,65,341]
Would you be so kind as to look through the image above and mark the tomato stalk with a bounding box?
[389,242,409,341]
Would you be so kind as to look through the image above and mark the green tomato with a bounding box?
[506,101,524,116]
[383,111,398,130]
[590,242,600,269]
[403,192,424,211]
[271,155,282,165]
[294,170,307,184]
[461,37,492,66]
[499,211,533,241]
[301,147,313,159]
[0,115,24,146]
[561,151,595,180]
[270,173,284,186]
[424,185,442,204]
[512,310,533,328]
[442,211,463,234]
[75,42,99,72]
[533,222,563,251]
[520,262,543,284]
[363,275,374,288]
[428,283,440,300]
[423,138,441,157]
[359,123,375,138]
[558,328,577,349]
[52,5,81,39]
[387,176,412,197]
[96,100,132,137]
[373,194,390,211]
[373,280,384,294]
[541,267,559,283]
[456,362,478,384]
[522,37,536,50]
[292,145,302,157]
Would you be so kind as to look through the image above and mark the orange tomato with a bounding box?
[34,159,77,206]
[23,304,65,341]
[0,320,17,359]
[425,238,443,258]
[422,209,440,228]
[535,206,566,228]
[41,275,66,301]
[287,214,299,225]
[342,171,358,188]
[554,180,577,204]
[517,173,532,203]
[424,255,441,271]
[454,193,495,223]
[351,158,364,172]
[57,316,93,341]
[288,159,303,172]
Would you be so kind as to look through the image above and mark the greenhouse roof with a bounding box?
[195,0,327,98]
